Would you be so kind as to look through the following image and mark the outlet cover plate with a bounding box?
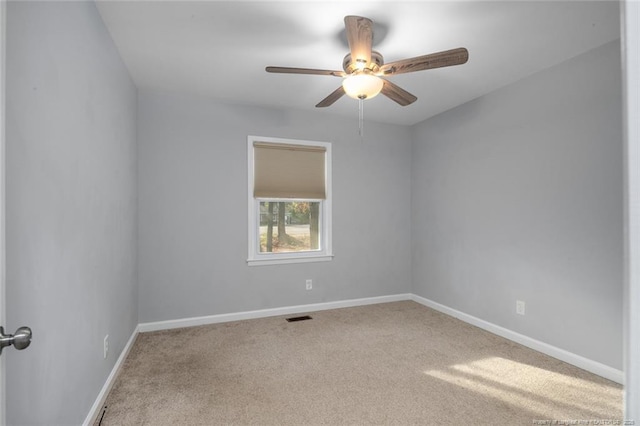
[103,335,109,359]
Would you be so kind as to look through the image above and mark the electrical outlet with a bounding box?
[305,279,312,290]
[516,300,526,315]
[103,335,109,359]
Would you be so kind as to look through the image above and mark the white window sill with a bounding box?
[247,254,334,267]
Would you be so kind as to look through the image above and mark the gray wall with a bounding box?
[5,1,138,424]
[411,40,623,369]
[137,90,412,323]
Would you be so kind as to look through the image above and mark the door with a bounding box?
[1,0,7,421]
[0,5,32,422]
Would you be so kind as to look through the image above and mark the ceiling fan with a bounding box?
[266,15,469,108]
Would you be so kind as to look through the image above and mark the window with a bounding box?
[247,136,332,266]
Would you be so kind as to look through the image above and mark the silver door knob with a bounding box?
[0,326,32,355]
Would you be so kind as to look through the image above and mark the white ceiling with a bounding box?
[96,1,620,126]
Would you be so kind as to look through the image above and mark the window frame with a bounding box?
[247,136,333,266]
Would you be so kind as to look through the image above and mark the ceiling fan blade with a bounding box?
[379,47,469,76]
[344,15,373,66]
[381,80,417,106]
[316,86,345,108]
[266,66,345,77]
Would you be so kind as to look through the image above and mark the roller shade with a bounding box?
[253,142,326,199]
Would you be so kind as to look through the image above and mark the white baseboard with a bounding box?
[138,293,413,333]
[83,326,139,426]
[410,294,624,384]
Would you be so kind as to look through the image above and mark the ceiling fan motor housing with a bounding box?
[343,51,384,74]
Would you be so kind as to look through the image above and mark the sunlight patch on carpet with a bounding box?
[423,357,621,420]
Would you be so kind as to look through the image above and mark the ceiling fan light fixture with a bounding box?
[342,73,384,100]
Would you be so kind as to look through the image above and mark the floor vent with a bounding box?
[286,315,313,322]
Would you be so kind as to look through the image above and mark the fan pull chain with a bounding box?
[358,96,365,138]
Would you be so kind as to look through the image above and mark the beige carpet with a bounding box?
[97,301,622,425]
